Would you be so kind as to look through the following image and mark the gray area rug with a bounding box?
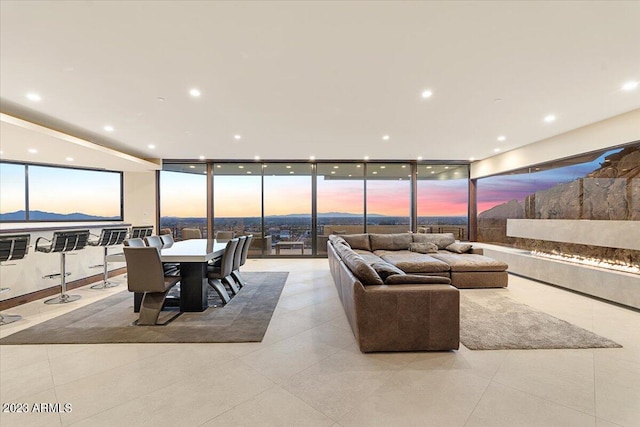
[0,272,288,345]
[460,291,622,350]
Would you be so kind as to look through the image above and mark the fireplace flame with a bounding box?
[531,251,639,275]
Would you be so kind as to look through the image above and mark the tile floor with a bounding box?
[1,259,639,427]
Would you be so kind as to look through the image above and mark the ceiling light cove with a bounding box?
[421,89,433,99]
[26,93,41,102]
[497,135,506,142]
[189,88,201,97]
[104,125,115,132]
[543,114,556,123]
[622,81,638,91]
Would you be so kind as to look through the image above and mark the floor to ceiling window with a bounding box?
[263,163,313,255]
[316,163,365,255]
[159,163,207,239]
[0,162,26,221]
[365,163,411,233]
[416,164,469,240]
[213,162,263,254]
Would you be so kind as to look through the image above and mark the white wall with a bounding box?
[123,171,157,232]
[471,109,640,179]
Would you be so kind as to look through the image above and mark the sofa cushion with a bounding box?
[369,233,413,251]
[341,234,371,251]
[430,252,508,272]
[353,249,385,265]
[340,248,384,286]
[445,242,473,254]
[370,261,405,281]
[412,233,456,249]
[384,274,451,285]
[375,250,451,273]
[409,242,438,254]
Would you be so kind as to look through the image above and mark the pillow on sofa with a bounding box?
[384,274,451,285]
[409,242,438,254]
[370,261,405,280]
[445,242,473,254]
[370,233,413,251]
[341,234,371,251]
[412,233,456,249]
[340,248,384,286]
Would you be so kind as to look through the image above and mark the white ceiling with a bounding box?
[1,1,639,166]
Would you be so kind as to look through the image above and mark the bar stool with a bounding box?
[88,227,128,289]
[0,234,30,325]
[36,229,90,304]
[130,226,153,239]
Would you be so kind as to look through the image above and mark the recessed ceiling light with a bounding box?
[421,89,433,99]
[333,165,339,169]
[309,155,315,160]
[189,88,201,97]
[622,81,638,91]
[254,155,260,160]
[497,136,506,142]
[356,165,361,168]
[401,165,406,168]
[382,135,390,141]
[26,93,41,102]
[238,165,244,169]
[189,165,195,169]
[380,165,386,169]
[104,125,114,132]
[199,155,205,160]
[372,171,378,175]
[28,148,37,154]
[543,114,556,123]
[286,165,292,169]
[331,171,336,174]
[234,134,242,140]
[203,171,207,174]
[417,156,423,161]
[148,144,155,149]
[430,171,435,174]
[348,174,352,177]
[66,157,74,162]
[469,157,475,161]
[247,171,252,174]
[494,148,501,152]
[216,165,221,168]
[364,156,369,161]
[454,171,459,175]
[289,171,294,174]
[444,166,449,169]
[426,166,432,169]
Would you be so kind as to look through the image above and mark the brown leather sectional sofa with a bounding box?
[327,233,509,352]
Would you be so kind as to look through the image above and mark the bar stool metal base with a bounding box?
[0,314,22,326]
[0,288,22,326]
[90,281,119,290]
[44,293,81,304]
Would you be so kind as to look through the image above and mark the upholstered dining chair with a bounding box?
[215,231,234,239]
[232,234,253,287]
[160,234,175,247]
[144,235,163,249]
[145,236,179,276]
[123,238,146,247]
[124,246,181,325]
[228,236,247,293]
[206,238,238,305]
[181,228,202,240]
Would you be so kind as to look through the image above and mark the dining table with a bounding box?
[108,238,228,312]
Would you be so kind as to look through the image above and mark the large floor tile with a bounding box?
[0,388,62,427]
[466,382,596,427]
[594,353,640,427]
[202,385,334,426]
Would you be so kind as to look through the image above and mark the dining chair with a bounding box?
[181,228,202,240]
[215,231,234,239]
[206,238,238,305]
[124,246,181,325]
[232,234,253,287]
[228,236,247,293]
[124,238,146,247]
